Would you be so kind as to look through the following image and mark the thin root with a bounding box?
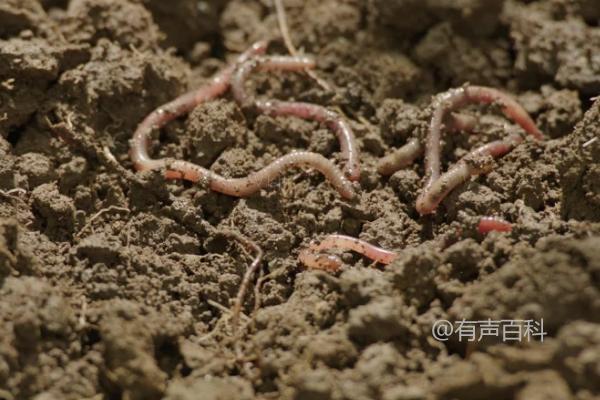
[582,137,598,148]
[273,0,331,91]
[76,206,130,238]
[220,230,264,329]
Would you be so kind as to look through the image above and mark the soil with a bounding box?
[0,0,599,399]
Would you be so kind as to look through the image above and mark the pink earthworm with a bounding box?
[130,41,269,172]
[130,42,354,199]
[416,134,523,214]
[376,113,478,176]
[299,217,513,272]
[377,138,423,175]
[378,86,541,178]
[477,217,512,234]
[230,56,361,181]
[164,151,355,199]
[416,85,544,215]
[447,112,479,133]
[298,234,398,272]
[422,85,543,191]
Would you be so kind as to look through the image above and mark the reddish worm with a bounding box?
[378,85,542,179]
[477,216,512,234]
[130,41,268,171]
[299,234,398,272]
[416,134,524,214]
[230,56,361,181]
[377,138,423,176]
[164,151,354,198]
[130,42,355,199]
[377,113,479,176]
[299,219,514,271]
[416,85,544,215]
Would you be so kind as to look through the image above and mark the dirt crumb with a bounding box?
[60,0,163,50]
[165,376,254,400]
[32,183,76,240]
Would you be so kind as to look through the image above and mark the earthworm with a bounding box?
[447,112,479,133]
[164,151,355,199]
[422,85,543,190]
[414,85,543,215]
[377,138,423,175]
[130,42,354,199]
[378,86,541,179]
[130,40,269,172]
[416,135,523,215]
[299,217,512,272]
[477,217,512,234]
[231,56,361,181]
[299,234,398,272]
[376,113,479,176]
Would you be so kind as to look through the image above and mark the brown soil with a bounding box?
[1,0,599,399]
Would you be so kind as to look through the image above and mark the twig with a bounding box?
[76,206,130,238]
[273,0,331,91]
[582,137,598,148]
[0,189,28,207]
[124,219,133,270]
[207,299,250,323]
[253,265,267,315]
[220,230,264,329]
[45,115,136,182]
[274,0,299,56]
[78,297,88,329]
[0,247,17,266]
[0,188,27,197]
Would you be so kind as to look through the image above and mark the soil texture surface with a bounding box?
[0,0,599,399]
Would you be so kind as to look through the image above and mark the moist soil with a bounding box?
[0,0,599,399]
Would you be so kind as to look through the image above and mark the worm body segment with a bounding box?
[377,138,423,175]
[231,56,360,181]
[165,151,355,199]
[416,85,543,215]
[478,217,513,234]
[299,234,398,271]
[423,85,543,190]
[131,41,269,172]
[416,135,522,214]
